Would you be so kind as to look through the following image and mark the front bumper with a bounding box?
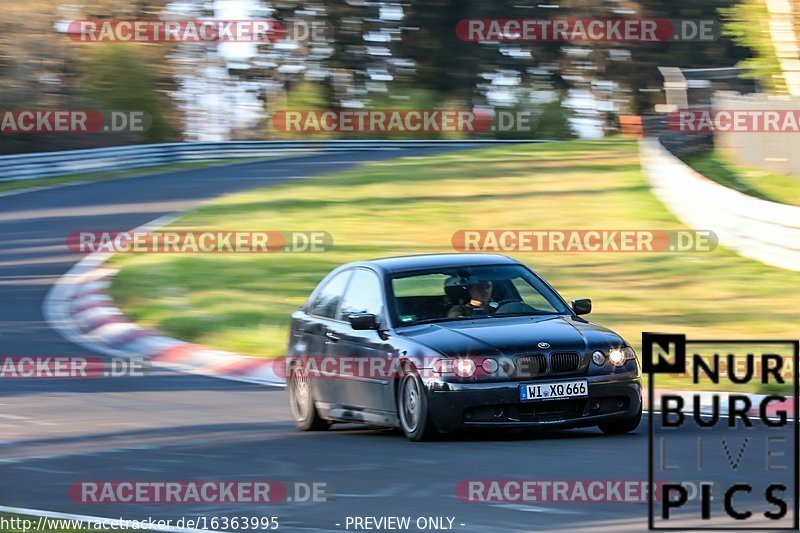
[423,375,642,433]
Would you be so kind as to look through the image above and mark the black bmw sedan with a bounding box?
[285,253,642,441]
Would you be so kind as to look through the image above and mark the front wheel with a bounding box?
[598,408,642,435]
[288,367,329,431]
[398,371,438,441]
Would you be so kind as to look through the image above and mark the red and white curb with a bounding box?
[43,214,284,387]
[42,220,795,412]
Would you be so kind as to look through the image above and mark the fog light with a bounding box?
[481,358,499,374]
[592,350,606,366]
[454,358,476,378]
[608,348,626,366]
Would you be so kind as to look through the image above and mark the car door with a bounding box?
[302,269,353,406]
[325,268,395,415]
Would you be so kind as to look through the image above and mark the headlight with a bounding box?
[608,346,636,366]
[623,346,637,363]
[433,357,486,377]
[591,350,606,366]
[481,358,499,374]
[608,348,626,366]
[453,358,476,377]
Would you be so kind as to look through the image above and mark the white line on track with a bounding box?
[0,414,30,420]
[0,181,90,199]
[280,159,389,165]
[490,503,579,514]
[238,175,311,180]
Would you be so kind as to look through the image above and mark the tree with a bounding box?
[721,0,788,93]
[78,43,180,143]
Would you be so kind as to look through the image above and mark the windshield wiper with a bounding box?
[487,311,561,318]
[398,317,467,326]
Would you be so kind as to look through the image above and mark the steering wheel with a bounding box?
[494,299,535,314]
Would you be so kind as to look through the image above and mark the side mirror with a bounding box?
[571,298,592,315]
[349,313,380,330]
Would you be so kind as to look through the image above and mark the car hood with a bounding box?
[397,315,625,357]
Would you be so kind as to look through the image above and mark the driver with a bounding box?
[447,280,495,318]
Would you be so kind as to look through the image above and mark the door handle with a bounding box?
[325,331,340,342]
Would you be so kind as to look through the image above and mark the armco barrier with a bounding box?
[639,137,800,271]
[0,140,543,182]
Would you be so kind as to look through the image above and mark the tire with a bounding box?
[398,371,438,441]
[288,366,329,431]
[598,407,642,435]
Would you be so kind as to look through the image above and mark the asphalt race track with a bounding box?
[0,149,794,532]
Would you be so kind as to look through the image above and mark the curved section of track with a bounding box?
[0,148,777,531]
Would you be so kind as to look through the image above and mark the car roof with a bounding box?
[348,253,520,274]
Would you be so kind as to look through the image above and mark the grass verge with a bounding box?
[681,149,800,207]
[108,139,799,392]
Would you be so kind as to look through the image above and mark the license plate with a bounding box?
[520,379,588,401]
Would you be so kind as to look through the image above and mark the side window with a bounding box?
[339,269,384,320]
[309,271,352,319]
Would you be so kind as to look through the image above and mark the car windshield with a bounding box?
[390,264,570,326]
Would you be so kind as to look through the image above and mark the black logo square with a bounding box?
[643,332,686,374]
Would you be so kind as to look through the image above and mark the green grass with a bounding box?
[0,156,290,194]
[108,139,800,392]
[682,149,800,207]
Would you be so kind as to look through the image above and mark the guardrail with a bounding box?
[641,113,712,158]
[0,140,546,182]
[639,137,800,271]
